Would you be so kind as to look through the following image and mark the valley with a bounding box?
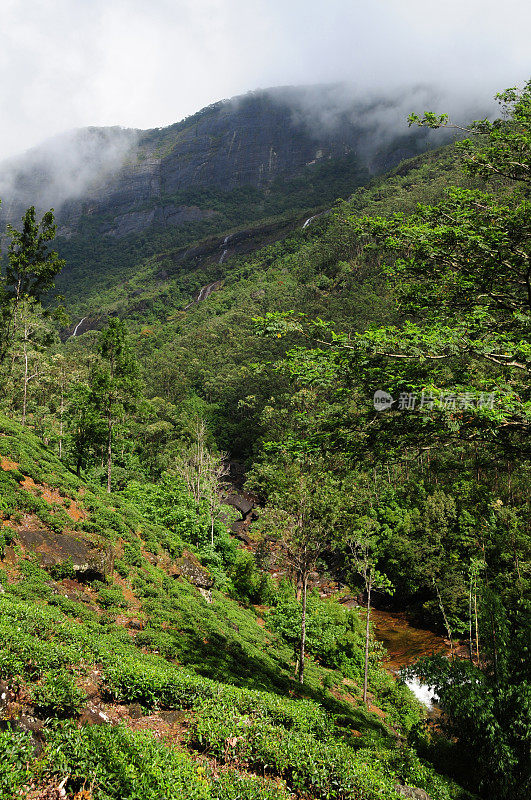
[0,79,528,800]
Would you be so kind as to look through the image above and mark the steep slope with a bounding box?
[59,138,466,330]
[0,415,468,800]
[0,86,447,306]
[1,87,438,235]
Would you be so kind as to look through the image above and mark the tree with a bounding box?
[174,418,228,547]
[66,382,106,477]
[251,84,530,798]
[351,83,531,452]
[90,319,143,492]
[409,598,531,800]
[255,84,531,460]
[345,516,393,706]
[5,296,59,426]
[256,459,339,684]
[1,206,64,367]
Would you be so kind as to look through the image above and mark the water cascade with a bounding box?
[403,676,438,710]
[71,317,86,337]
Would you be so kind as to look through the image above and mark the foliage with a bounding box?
[2,81,530,800]
[268,591,367,678]
[29,667,87,716]
[39,722,292,800]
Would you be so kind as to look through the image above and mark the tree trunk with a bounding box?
[106,405,112,494]
[299,572,308,684]
[363,578,372,706]
[473,583,480,666]
[59,378,64,459]
[468,576,474,663]
[433,577,453,655]
[22,339,29,427]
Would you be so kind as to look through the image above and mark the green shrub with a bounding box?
[192,699,399,800]
[48,558,76,580]
[0,728,33,796]
[96,583,128,610]
[114,558,129,578]
[29,668,87,716]
[0,526,15,558]
[40,722,291,799]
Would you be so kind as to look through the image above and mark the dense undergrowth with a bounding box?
[0,413,465,800]
[1,85,529,800]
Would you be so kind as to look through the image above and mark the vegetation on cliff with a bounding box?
[0,81,529,799]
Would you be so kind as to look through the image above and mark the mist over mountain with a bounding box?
[0,83,468,241]
[0,127,139,228]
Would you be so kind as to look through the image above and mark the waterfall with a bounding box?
[218,249,228,265]
[184,280,222,310]
[302,209,331,229]
[197,282,218,302]
[404,677,438,710]
[71,317,86,337]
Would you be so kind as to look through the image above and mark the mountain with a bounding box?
[1,86,439,236]
[0,85,445,303]
[1,80,528,800]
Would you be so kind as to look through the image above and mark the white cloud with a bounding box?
[0,0,529,158]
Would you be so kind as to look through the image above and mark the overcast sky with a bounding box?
[1,0,530,158]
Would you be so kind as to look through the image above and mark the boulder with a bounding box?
[199,588,212,603]
[394,786,432,800]
[224,493,255,517]
[174,550,213,589]
[230,520,252,544]
[16,528,113,583]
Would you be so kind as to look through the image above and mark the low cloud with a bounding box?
[0,0,528,221]
[0,127,138,224]
[1,1,529,161]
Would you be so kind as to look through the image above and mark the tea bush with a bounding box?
[29,668,87,716]
[0,729,34,796]
[39,722,292,800]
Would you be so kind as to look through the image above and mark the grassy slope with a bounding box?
[0,412,471,800]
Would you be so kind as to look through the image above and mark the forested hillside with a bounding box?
[0,85,443,308]
[0,81,529,800]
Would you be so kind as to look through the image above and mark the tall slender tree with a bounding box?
[258,460,339,684]
[1,206,64,367]
[90,319,143,492]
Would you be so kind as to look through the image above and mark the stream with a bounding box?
[370,609,448,709]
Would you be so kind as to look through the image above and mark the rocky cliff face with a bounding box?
[0,86,435,240]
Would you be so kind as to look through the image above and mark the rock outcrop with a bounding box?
[174,550,213,589]
[0,86,434,240]
[15,528,113,583]
[394,785,432,800]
